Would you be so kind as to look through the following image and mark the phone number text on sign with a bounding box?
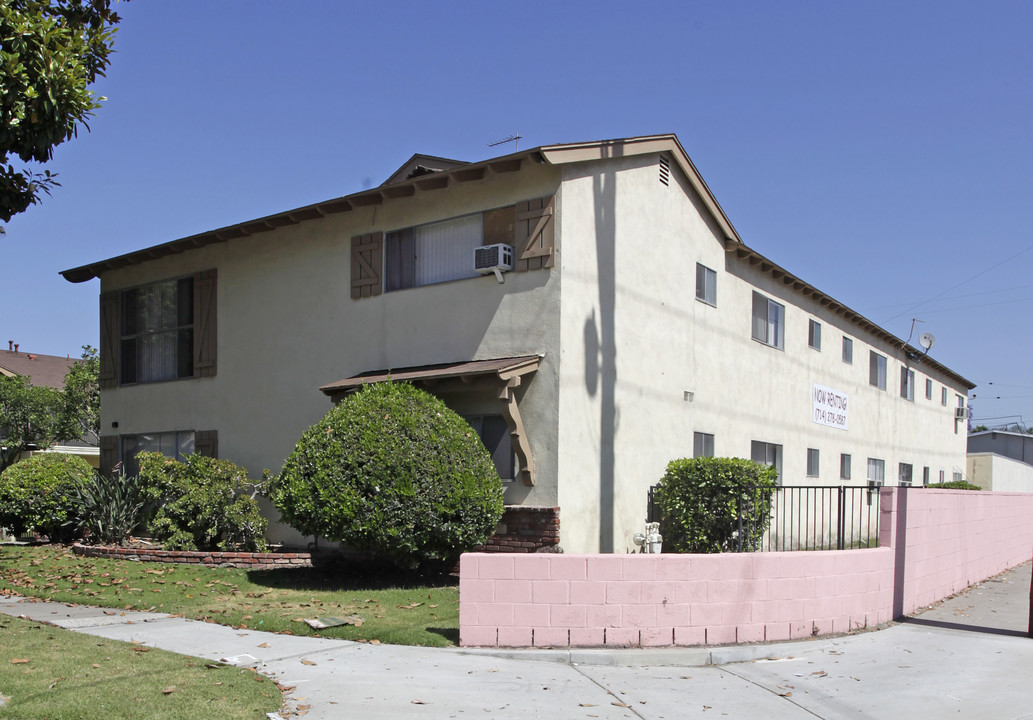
[813,383,849,430]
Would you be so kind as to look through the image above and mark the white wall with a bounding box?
[967,452,1033,492]
[555,152,970,553]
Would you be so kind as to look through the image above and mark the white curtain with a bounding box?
[414,214,482,286]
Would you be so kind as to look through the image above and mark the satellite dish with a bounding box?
[919,332,936,352]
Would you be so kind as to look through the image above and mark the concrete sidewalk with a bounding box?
[1,562,1030,719]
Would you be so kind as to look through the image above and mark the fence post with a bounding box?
[837,486,846,550]
[737,493,743,553]
[1028,541,1032,638]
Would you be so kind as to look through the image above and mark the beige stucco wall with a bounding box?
[100,162,564,545]
[98,146,971,554]
[967,453,1033,492]
[554,152,969,553]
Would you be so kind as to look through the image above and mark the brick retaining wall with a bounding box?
[73,543,313,569]
[480,506,560,553]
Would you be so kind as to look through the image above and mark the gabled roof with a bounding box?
[0,349,75,389]
[57,133,973,389]
[60,134,741,284]
[380,154,470,186]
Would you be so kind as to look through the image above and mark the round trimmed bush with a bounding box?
[269,382,504,570]
[0,453,93,540]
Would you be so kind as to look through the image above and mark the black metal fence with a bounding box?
[648,484,882,553]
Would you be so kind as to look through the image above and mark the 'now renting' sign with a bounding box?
[813,383,849,430]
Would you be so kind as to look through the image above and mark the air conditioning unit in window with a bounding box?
[868,479,883,488]
[954,407,967,420]
[474,243,514,284]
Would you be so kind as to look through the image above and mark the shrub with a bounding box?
[931,479,982,490]
[137,452,267,552]
[0,453,93,541]
[269,381,505,571]
[71,467,147,546]
[655,457,778,553]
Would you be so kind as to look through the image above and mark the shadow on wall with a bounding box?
[591,142,620,553]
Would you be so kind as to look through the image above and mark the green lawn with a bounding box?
[0,614,280,720]
[0,545,459,647]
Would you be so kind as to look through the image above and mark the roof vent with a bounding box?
[659,155,670,186]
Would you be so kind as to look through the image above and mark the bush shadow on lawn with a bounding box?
[246,555,457,593]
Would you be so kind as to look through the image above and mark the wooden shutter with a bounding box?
[99,435,117,477]
[194,430,218,459]
[193,269,217,377]
[515,195,555,271]
[351,232,384,298]
[98,291,119,388]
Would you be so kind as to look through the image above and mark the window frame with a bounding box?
[867,457,885,485]
[898,462,913,486]
[118,276,195,386]
[751,440,783,484]
[808,320,821,351]
[385,213,484,292]
[751,292,785,350]
[840,453,852,480]
[695,263,717,306]
[869,351,887,390]
[925,378,933,400]
[120,430,196,477]
[806,448,820,477]
[693,431,715,458]
[941,387,948,406]
[900,367,915,401]
[842,336,853,364]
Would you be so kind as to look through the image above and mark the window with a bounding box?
[693,431,715,458]
[695,264,716,306]
[867,458,885,485]
[900,367,915,401]
[922,466,930,486]
[386,214,483,291]
[840,453,851,480]
[808,320,821,351]
[953,470,963,483]
[898,463,913,486]
[120,278,194,384]
[925,379,933,400]
[121,431,195,477]
[939,470,945,484]
[463,415,515,482]
[869,351,887,390]
[842,336,853,364]
[941,387,948,406]
[806,448,820,477]
[751,292,785,350]
[751,440,783,483]
[101,270,216,388]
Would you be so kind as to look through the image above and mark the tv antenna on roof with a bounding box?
[488,134,522,152]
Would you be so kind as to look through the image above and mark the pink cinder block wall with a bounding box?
[459,488,1033,648]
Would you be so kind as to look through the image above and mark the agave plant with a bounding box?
[70,465,148,546]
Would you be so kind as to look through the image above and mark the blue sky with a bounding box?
[4,1,1032,426]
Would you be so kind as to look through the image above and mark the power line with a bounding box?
[868,282,1033,313]
[885,243,1033,322]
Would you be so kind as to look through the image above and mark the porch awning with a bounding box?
[318,355,542,486]
[318,355,541,399]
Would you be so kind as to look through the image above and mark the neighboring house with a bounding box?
[0,343,99,468]
[60,134,974,553]
[967,429,1033,492]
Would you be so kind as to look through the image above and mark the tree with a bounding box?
[60,345,99,445]
[0,374,66,471]
[1,0,122,223]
